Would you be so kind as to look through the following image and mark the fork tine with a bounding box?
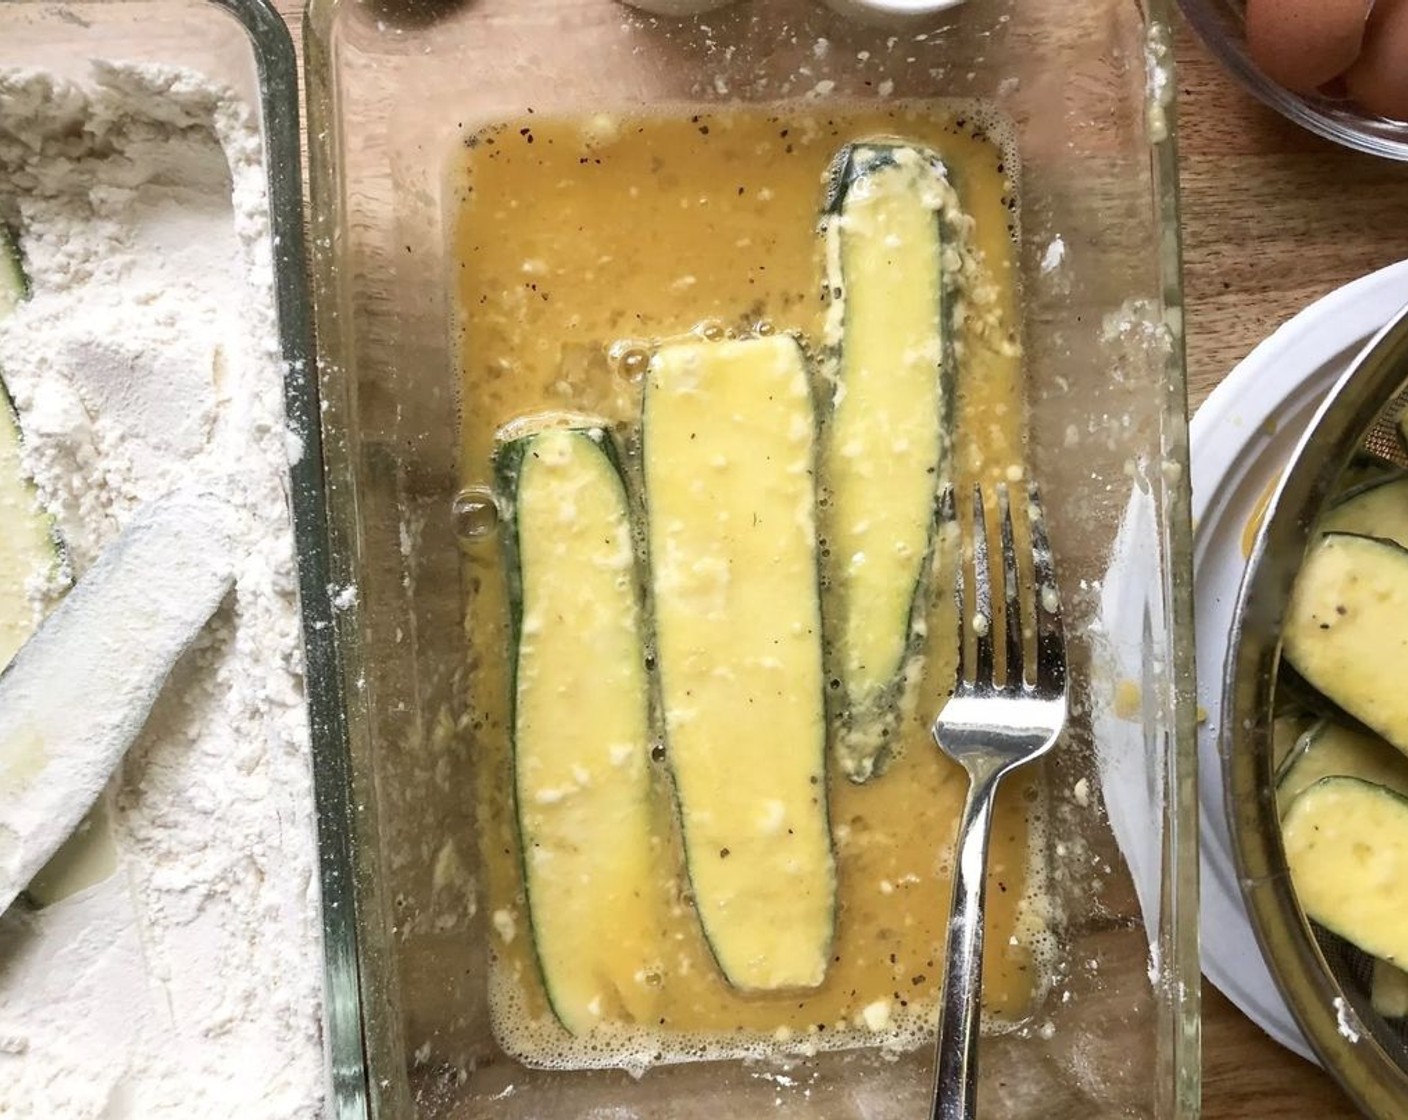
[1027,482,1066,692]
[996,484,1023,689]
[938,486,964,684]
[970,484,994,687]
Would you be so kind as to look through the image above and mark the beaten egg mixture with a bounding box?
[451,104,1049,1068]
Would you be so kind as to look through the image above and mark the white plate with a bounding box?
[1192,259,1408,1062]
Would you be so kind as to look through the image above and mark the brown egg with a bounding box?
[1346,0,1408,120]
[1246,0,1373,95]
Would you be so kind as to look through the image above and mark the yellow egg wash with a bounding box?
[1241,470,1282,560]
[451,105,1045,1069]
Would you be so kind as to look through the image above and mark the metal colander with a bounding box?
[1298,395,1408,1078]
[1313,921,1408,1064]
[1224,301,1408,1119]
[1362,388,1408,469]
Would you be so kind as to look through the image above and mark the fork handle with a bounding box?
[930,760,1007,1120]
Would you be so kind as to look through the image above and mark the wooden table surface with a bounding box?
[274,4,1406,1114]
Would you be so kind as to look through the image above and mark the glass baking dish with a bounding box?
[0,0,362,1112]
[301,0,1201,1116]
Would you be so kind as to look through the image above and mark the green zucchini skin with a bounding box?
[1270,713,1311,776]
[0,225,28,316]
[820,141,958,783]
[493,417,636,643]
[1319,472,1408,546]
[1276,717,1408,814]
[493,421,663,1034]
[1335,458,1406,500]
[821,141,952,219]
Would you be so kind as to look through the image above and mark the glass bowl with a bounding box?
[1177,0,1408,161]
[1224,305,1408,1119]
[301,0,1201,1116]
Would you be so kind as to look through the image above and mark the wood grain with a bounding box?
[276,1,1400,1112]
[1177,21,1408,414]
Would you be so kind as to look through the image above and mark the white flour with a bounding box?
[0,65,325,1117]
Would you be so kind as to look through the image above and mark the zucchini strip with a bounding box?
[0,490,236,913]
[1,225,100,908]
[1277,718,1408,813]
[1320,473,1408,545]
[821,142,955,782]
[1283,532,1408,755]
[497,423,662,1033]
[643,335,835,991]
[1271,713,1310,774]
[0,225,60,670]
[1283,776,1408,966]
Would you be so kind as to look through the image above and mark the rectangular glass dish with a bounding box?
[301,1,1201,1116]
[0,0,360,1112]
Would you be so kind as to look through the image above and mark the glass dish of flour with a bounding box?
[0,48,326,1120]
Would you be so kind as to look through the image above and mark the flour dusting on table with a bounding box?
[0,64,325,1117]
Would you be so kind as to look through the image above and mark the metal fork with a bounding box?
[929,482,1068,1120]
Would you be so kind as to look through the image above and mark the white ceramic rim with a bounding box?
[1191,258,1408,1062]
